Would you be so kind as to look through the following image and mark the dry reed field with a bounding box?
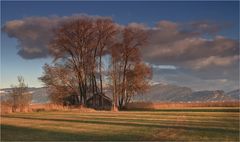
[1,108,239,141]
[126,101,240,110]
[1,103,73,114]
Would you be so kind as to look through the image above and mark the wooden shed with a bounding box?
[86,93,112,110]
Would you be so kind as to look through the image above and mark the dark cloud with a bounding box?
[2,14,110,59]
[141,20,239,70]
[2,18,56,59]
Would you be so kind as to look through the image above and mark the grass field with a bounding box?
[1,108,239,141]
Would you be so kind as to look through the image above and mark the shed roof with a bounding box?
[87,93,112,102]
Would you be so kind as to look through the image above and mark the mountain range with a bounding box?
[0,87,49,104]
[0,84,239,104]
[133,84,239,102]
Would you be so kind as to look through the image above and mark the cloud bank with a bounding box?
[140,21,239,70]
[2,14,239,91]
[3,15,238,66]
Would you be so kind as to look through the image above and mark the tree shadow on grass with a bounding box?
[2,124,84,141]
[1,124,146,141]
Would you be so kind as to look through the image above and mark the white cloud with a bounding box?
[152,64,177,70]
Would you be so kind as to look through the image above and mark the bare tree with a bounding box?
[39,64,78,105]
[40,17,151,109]
[46,17,117,106]
[109,25,151,109]
[10,76,32,112]
[124,63,152,105]
[95,19,117,94]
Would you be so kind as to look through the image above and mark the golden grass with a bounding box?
[1,109,239,141]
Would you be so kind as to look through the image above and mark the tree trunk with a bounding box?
[99,47,103,94]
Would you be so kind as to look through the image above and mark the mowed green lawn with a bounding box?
[1,108,239,141]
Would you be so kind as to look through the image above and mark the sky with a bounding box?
[1,1,239,92]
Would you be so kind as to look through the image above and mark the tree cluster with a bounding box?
[40,17,152,110]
